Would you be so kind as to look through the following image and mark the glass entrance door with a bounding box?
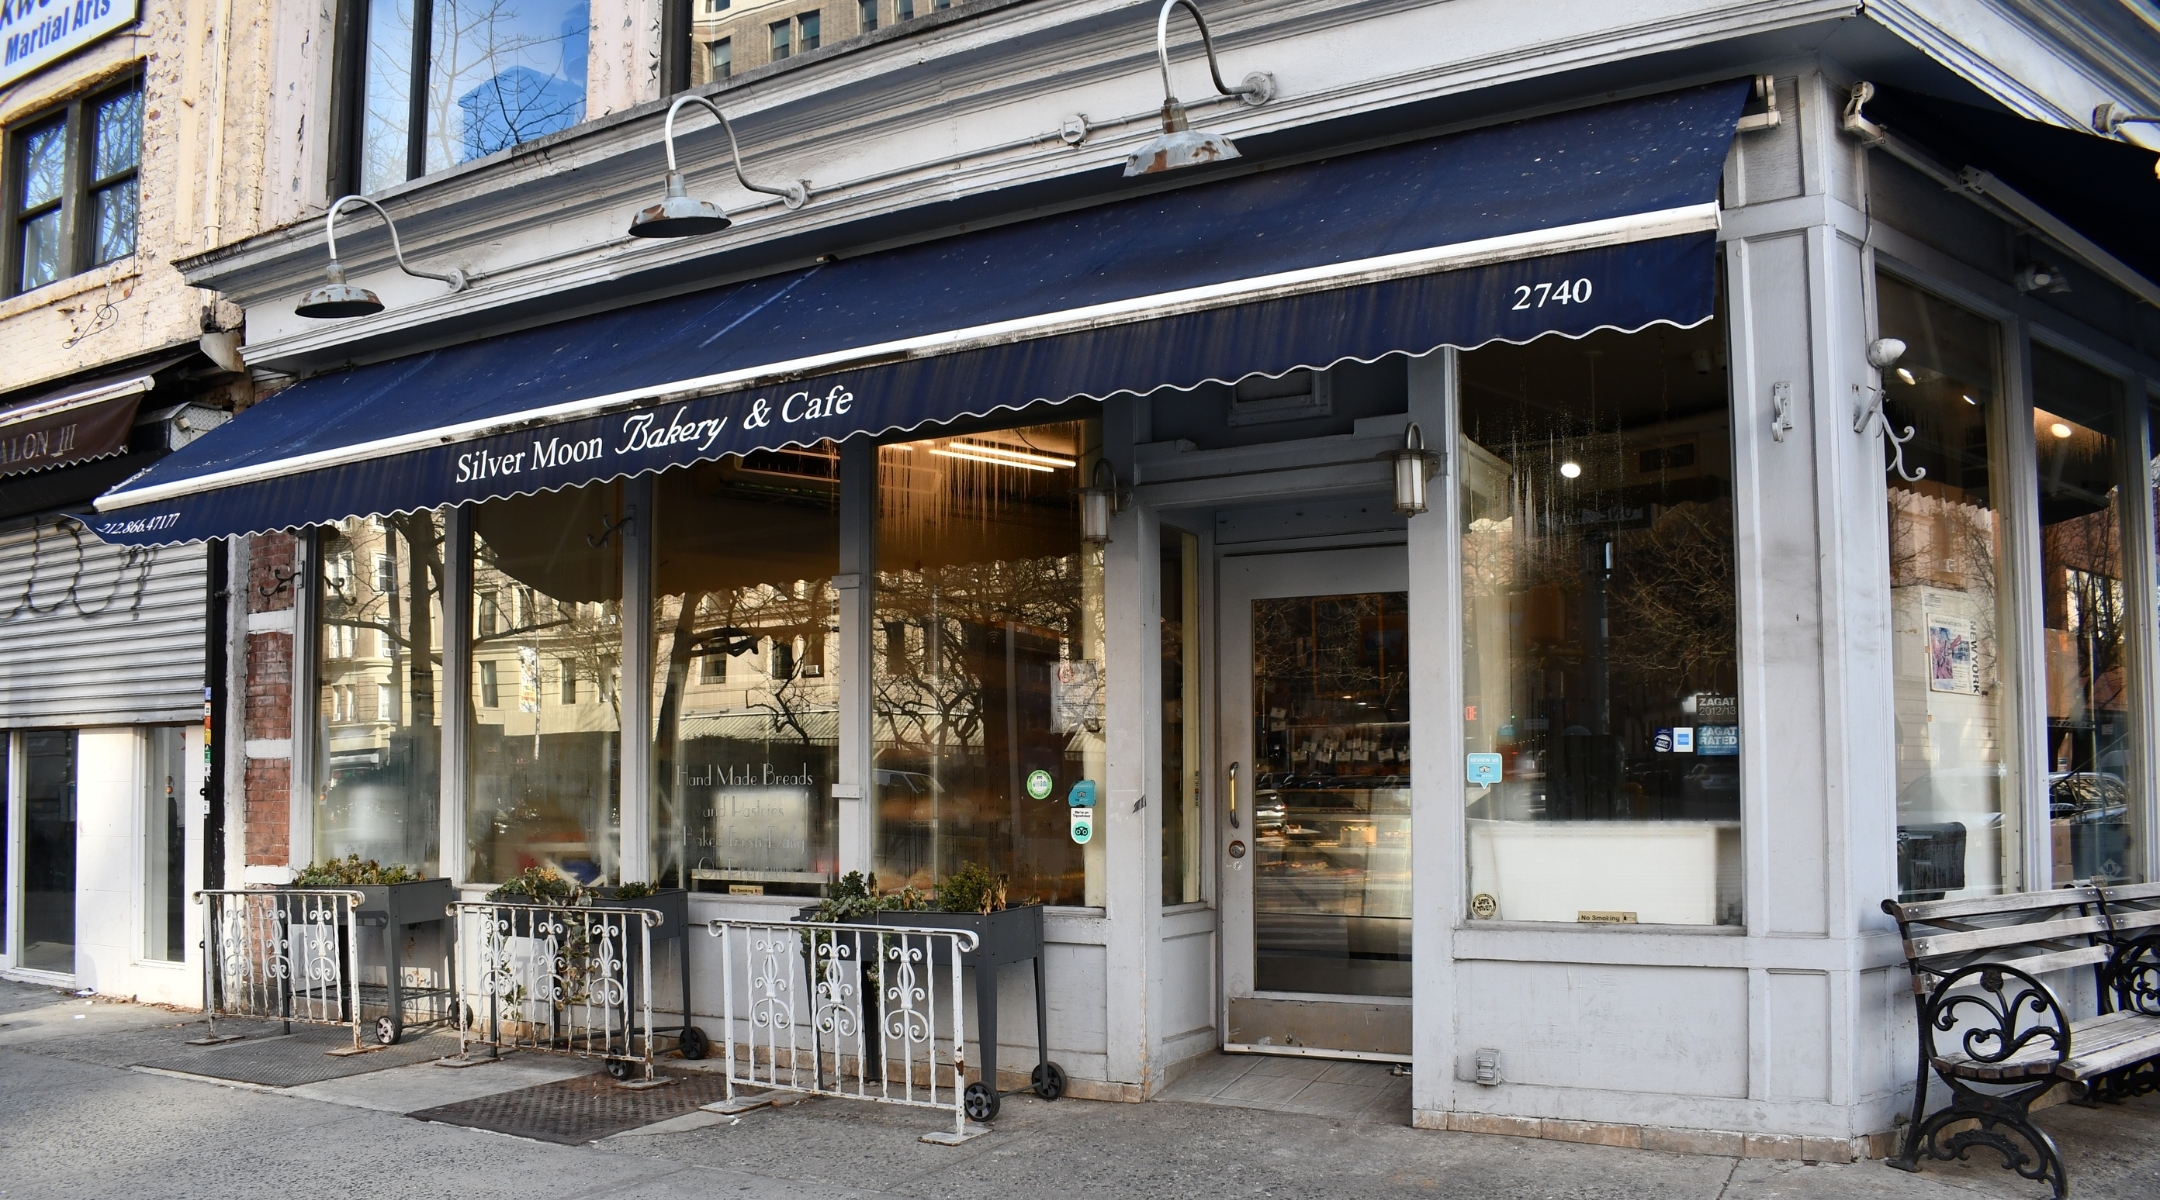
[23,730,77,974]
[1220,547,1411,1058]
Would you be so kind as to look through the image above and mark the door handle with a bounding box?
[1227,762,1240,829]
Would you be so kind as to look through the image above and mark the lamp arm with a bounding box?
[663,95,810,210]
[324,195,467,292]
[1153,0,1268,107]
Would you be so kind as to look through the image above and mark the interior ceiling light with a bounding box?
[938,440,1076,469]
[1123,0,1275,177]
[295,195,468,320]
[629,95,809,238]
[2050,422,2074,440]
[1895,367,1918,386]
[1559,461,1583,479]
[929,446,1056,471]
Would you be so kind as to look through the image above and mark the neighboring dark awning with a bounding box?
[1865,86,2160,288]
[1,362,174,479]
[91,80,1748,546]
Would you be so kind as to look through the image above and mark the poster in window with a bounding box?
[518,646,542,713]
[1926,612,1978,695]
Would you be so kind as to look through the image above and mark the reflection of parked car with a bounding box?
[2047,772,2132,882]
[1254,793,1287,837]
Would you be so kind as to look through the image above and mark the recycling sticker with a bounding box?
[1026,769,1054,800]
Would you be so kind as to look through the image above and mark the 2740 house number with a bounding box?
[1511,277,1595,309]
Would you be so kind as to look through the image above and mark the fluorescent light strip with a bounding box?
[940,440,1075,468]
[928,446,1056,471]
[100,203,1717,510]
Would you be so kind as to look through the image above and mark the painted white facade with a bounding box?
[117,0,2160,1152]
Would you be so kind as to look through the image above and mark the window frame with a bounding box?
[2,70,144,300]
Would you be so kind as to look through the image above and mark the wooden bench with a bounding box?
[1882,888,2160,1199]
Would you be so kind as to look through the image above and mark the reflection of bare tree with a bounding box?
[2047,503,2127,719]
[872,557,1081,756]
[363,0,584,186]
[472,546,621,720]
[1606,502,1737,693]
[1888,486,2004,692]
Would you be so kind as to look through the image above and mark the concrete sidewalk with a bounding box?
[2,978,2155,1199]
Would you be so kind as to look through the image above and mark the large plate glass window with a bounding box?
[314,513,448,876]
[341,0,590,194]
[3,76,140,298]
[1876,276,2018,899]
[1459,318,1741,926]
[2030,345,2140,885]
[466,483,623,884]
[651,451,841,895]
[873,418,1106,906]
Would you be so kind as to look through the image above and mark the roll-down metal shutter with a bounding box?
[0,519,206,726]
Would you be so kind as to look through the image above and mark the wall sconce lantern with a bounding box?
[1123,0,1275,177]
[295,195,468,319]
[629,96,809,238]
[1079,459,1129,545]
[1388,422,1439,515]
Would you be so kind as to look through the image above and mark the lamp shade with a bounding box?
[295,262,384,320]
[629,171,733,238]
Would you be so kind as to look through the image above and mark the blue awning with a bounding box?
[91,80,1747,545]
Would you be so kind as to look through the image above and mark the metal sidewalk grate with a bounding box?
[133,1027,460,1087]
[407,1070,731,1144]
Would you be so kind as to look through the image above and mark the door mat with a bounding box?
[408,1070,732,1144]
[133,1026,461,1088]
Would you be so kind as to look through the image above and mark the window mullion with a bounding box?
[406,0,433,182]
[62,97,87,280]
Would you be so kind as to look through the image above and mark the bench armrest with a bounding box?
[1917,962,2073,1074]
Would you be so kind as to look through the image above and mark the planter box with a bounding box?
[347,878,457,928]
[586,887,689,943]
[792,904,1044,968]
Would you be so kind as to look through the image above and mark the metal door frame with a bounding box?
[1217,544,1411,1060]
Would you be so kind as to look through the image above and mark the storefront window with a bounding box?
[1162,528,1201,906]
[873,418,1106,906]
[1877,276,2016,900]
[315,513,446,875]
[144,726,188,962]
[2031,345,2139,885]
[1460,320,1742,926]
[466,484,623,885]
[652,453,841,894]
[24,730,75,971]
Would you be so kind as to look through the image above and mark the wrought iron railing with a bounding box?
[705,918,980,1142]
[450,901,661,1083]
[196,888,364,1048]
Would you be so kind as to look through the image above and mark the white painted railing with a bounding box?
[196,888,363,1048]
[705,918,980,1143]
[450,900,661,1084]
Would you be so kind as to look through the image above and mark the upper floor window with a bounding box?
[688,0,909,87]
[338,0,590,195]
[4,76,141,298]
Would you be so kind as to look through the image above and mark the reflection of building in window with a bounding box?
[689,0,893,86]
[1459,320,1743,927]
[313,513,448,875]
[479,660,500,706]
[346,0,591,193]
[872,420,1106,906]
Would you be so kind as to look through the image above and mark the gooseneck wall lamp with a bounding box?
[630,96,810,238]
[1123,0,1275,177]
[1078,459,1130,545]
[295,195,469,319]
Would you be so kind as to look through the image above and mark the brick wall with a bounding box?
[244,530,298,868]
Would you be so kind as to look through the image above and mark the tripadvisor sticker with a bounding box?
[1026,769,1054,800]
